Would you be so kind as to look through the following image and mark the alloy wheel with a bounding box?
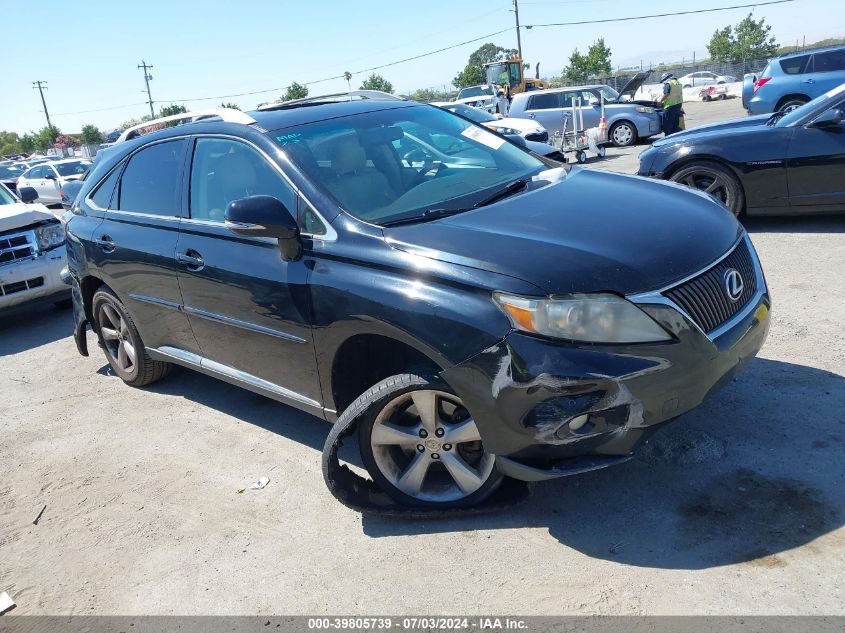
[98,302,137,373]
[672,167,732,207]
[368,389,496,503]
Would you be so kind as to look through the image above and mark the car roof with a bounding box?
[778,43,845,59]
[513,85,606,99]
[249,99,420,132]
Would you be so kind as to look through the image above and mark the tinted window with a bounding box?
[190,138,296,223]
[55,160,91,177]
[780,54,811,75]
[118,139,186,215]
[300,203,326,236]
[25,166,43,179]
[814,50,845,73]
[528,92,561,110]
[90,164,122,209]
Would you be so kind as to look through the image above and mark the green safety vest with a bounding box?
[664,79,683,108]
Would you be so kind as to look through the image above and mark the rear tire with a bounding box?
[777,96,809,113]
[92,288,171,387]
[353,373,503,508]
[669,160,745,216]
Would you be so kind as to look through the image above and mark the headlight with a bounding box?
[493,292,671,343]
[35,222,66,250]
[496,127,522,136]
[636,106,655,114]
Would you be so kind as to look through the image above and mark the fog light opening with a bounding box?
[567,414,590,432]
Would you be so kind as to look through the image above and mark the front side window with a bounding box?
[55,160,91,177]
[0,184,15,205]
[24,166,43,180]
[189,138,296,223]
[274,104,544,226]
[118,139,186,215]
[814,50,845,73]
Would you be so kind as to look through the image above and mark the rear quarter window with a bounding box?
[527,92,561,110]
[779,54,812,75]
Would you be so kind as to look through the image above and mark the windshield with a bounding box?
[442,104,496,124]
[274,104,544,226]
[55,160,91,177]
[457,86,494,99]
[597,86,620,103]
[776,84,845,127]
[0,165,24,179]
[0,184,16,205]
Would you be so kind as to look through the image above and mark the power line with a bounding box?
[32,80,52,129]
[524,0,797,28]
[138,60,155,118]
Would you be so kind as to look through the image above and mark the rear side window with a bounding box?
[118,139,186,215]
[780,54,811,75]
[528,92,561,110]
[89,164,122,209]
[814,50,845,73]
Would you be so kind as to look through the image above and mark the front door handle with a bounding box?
[177,250,205,271]
[527,112,536,118]
[94,235,116,253]
[804,79,815,84]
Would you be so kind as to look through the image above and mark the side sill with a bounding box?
[148,345,329,419]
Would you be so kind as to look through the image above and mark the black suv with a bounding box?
[66,95,770,509]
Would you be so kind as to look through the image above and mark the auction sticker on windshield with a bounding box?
[461,125,505,150]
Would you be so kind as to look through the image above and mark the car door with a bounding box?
[39,164,61,203]
[786,98,845,210]
[22,166,48,201]
[175,135,323,410]
[522,92,565,135]
[90,137,200,353]
[807,49,845,95]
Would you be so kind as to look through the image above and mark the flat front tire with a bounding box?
[351,373,503,508]
[92,288,171,387]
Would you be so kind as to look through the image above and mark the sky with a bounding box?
[2,0,842,135]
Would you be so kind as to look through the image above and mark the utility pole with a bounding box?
[512,0,523,61]
[32,80,52,129]
[138,60,155,118]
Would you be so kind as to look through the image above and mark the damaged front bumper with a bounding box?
[442,273,770,482]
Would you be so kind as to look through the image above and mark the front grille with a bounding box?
[663,239,758,333]
[0,231,36,265]
[526,130,549,142]
[1,276,43,297]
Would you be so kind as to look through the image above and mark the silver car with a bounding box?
[508,72,664,147]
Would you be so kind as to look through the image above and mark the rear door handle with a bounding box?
[177,250,205,271]
[804,79,815,84]
[527,113,536,118]
[94,235,116,253]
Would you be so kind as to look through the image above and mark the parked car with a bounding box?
[16,158,91,205]
[508,72,663,147]
[678,71,736,88]
[745,45,845,114]
[639,83,845,216]
[65,99,769,510]
[0,183,69,312]
[0,164,27,194]
[431,102,549,141]
[453,84,501,114]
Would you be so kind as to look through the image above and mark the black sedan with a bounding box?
[638,83,845,216]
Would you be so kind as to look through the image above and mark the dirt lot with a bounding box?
[1,98,844,615]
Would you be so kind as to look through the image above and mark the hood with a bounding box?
[653,113,771,147]
[619,71,652,98]
[454,94,495,107]
[383,168,741,296]
[485,117,543,133]
[0,202,55,233]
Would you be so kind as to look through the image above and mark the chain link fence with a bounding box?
[551,58,771,91]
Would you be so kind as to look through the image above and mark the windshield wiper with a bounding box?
[381,207,470,227]
[471,178,530,209]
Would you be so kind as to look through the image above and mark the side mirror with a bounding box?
[45,173,57,180]
[505,134,527,147]
[808,108,843,129]
[18,186,38,203]
[225,195,302,261]
[589,97,600,107]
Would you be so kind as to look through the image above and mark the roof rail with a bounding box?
[258,90,404,111]
[115,108,257,143]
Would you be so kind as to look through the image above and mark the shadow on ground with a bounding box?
[744,215,845,234]
[0,302,72,356]
[119,348,845,570]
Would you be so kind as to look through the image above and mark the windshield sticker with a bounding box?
[461,125,505,150]
[276,132,303,146]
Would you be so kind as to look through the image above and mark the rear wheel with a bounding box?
[356,373,502,508]
[778,96,809,113]
[609,121,637,147]
[92,288,171,387]
[670,160,745,216]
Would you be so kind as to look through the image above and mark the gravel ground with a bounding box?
[1,97,844,615]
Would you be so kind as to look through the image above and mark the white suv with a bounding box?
[17,158,91,205]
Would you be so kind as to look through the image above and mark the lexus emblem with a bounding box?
[723,269,744,302]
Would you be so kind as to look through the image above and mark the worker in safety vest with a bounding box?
[658,72,684,135]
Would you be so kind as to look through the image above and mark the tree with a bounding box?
[359,73,393,93]
[707,13,778,62]
[33,126,60,152]
[453,42,518,88]
[120,115,152,130]
[159,104,188,117]
[18,134,36,154]
[282,82,309,101]
[562,38,612,83]
[80,124,105,145]
[220,102,241,110]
